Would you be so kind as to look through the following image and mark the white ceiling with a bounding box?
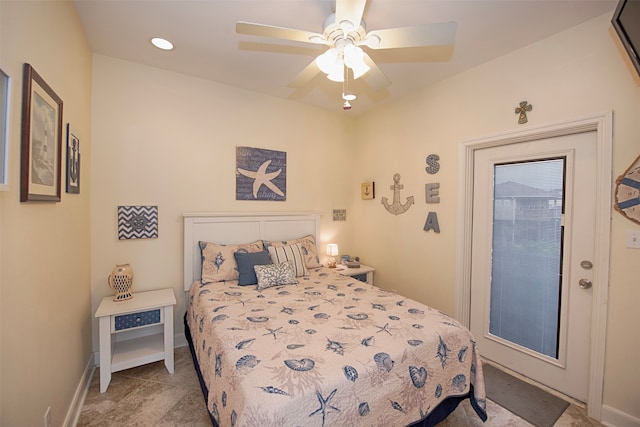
[74,0,618,115]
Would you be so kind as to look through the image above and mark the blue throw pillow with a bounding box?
[234,250,272,286]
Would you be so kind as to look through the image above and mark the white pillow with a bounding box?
[267,243,308,277]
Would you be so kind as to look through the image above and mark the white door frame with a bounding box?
[455,112,612,420]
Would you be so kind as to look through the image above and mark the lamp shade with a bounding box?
[326,243,339,257]
[316,43,369,83]
[316,48,340,74]
[343,44,370,79]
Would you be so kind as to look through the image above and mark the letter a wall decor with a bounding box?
[236,146,286,201]
[118,205,158,240]
[424,154,441,233]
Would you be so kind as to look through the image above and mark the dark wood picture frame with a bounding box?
[0,68,9,190]
[66,124,80,194]
[361,181,375,199]
[20,63,63,202]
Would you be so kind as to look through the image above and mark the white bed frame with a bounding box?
[183,212,321,291]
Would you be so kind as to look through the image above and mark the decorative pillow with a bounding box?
[200,240,264,284]
[254,261,298,290]
[264,234,322,269]
[234,250,272,286]
[267,243,308,277]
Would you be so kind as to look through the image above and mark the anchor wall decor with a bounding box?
[66,126,80,194]
[382,173,414,215]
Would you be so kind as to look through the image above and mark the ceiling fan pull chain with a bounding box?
[342,66,356,110]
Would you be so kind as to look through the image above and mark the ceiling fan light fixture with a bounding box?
[236,1,457,95]
[339,20,355,37]
[343,44,370,79]
[342,92,357,101]
[327,66,344,82]
[361,34,381,49]
[351,61,370,79]
[316,48,340,74]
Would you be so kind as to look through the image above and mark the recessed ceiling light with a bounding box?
[151,37,174,50]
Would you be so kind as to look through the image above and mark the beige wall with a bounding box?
[89,13,640,423]
[0,1,93,426]
[2,2,638,425]
[351,13,640,424]
[89,55,354,350]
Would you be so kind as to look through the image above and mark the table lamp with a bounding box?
[326,243,339,268]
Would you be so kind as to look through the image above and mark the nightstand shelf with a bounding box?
[336,264,375,285]
[111,334,165,372]
[95,288,176,392]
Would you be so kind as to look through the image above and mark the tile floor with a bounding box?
[78,346,603,426]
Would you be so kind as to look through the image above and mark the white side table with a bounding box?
[95,288,176,392]
[336,264,375,285]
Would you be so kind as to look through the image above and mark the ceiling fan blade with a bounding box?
[362,53,391,90]
[287,59,321,88]
[335,0,367,28]
[364,22,457,49]
[236,21,327,45]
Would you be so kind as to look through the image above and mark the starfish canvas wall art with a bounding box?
[236,146,287,201]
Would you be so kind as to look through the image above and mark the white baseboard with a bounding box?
[601,404,640,427]
[174,332,187,348]
[63,354,95,427]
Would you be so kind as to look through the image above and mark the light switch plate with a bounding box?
[627,230,640,249]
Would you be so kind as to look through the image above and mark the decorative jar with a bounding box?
[108,264,134,301]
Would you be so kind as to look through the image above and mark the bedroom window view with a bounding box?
[489,158,565,358]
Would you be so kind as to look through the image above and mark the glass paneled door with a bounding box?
[470,132,596,401]
[490,159,564,359]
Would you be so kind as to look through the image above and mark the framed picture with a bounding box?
[66,124,80,194]
[117,205,159,240]
[20,63,63,202]
[333,209,347,221]
[361,181,375,199]
[236,146,286,201]
[0,68,9,190]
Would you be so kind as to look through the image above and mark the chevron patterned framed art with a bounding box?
[117,205,158,240]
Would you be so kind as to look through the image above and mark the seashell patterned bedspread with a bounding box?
[186,267,487,427]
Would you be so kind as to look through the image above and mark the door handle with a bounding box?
[579,279,592,289]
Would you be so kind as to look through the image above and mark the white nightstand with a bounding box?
[336,264,375,285]
[95,288,176,393]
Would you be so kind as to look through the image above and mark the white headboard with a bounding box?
[183,212,321,291]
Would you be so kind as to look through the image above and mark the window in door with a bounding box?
[489,158,565,358]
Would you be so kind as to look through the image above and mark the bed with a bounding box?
[183,213,487,426]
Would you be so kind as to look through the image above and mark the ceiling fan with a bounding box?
[236,0,457,98]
